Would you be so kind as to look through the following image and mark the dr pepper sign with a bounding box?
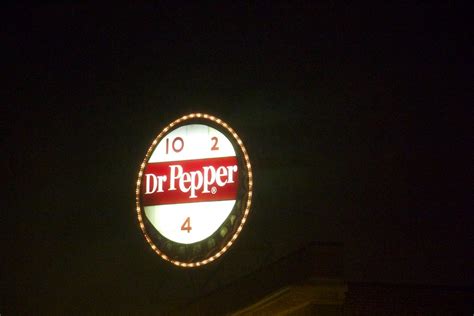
[135,113,253,267]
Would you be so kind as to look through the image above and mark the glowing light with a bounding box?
[135,113,253,268]
[145,201,236,244]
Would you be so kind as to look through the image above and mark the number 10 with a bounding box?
[165,137,184,154]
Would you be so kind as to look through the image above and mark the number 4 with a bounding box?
[181,217,192,233]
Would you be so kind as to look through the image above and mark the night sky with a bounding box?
[2,4,472,314]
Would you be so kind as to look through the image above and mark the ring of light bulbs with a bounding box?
[135,113,253,268]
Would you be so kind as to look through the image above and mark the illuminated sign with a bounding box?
[135,113,253,267]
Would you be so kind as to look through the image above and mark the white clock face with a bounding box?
[141,124,239,244]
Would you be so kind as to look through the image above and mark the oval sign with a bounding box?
[135,113,253,267]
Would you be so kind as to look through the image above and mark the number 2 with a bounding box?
[181,217,192,233]
[211,136,219,151]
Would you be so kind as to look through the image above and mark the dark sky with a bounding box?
[2,3,472,314]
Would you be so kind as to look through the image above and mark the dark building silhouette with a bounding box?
[182,243,473,315]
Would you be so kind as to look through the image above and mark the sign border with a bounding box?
[135,113,253,268]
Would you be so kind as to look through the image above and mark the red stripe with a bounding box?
[141,156,239,206]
